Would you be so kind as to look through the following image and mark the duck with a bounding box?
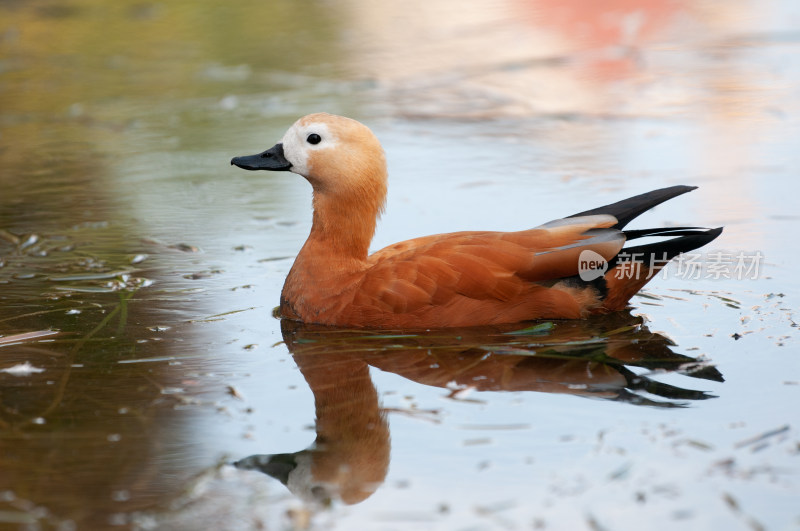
[231,113,722,329]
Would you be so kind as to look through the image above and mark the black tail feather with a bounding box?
[624,227,714,240]
[568,185,697,230]
[610,227,723,268]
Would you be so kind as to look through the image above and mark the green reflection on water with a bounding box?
[0,0,347,227]
[0,1,349,527]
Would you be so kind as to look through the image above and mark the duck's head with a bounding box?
[231,113,388,207]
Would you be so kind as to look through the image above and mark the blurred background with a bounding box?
[1,0,798,529]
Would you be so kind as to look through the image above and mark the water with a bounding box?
[1,1,798,529]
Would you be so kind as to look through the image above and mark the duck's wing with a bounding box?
[357,214,624,316]
[567,185,697,229]
[565,185,723,309]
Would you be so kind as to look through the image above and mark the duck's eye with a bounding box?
[307,133,321,145]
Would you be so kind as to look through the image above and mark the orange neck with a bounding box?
[281,149,388,321]
[307,189,380,261]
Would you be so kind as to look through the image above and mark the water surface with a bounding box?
[1,1,798,529]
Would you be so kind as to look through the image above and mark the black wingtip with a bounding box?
[614,226,723,266]
[569,185,699,230]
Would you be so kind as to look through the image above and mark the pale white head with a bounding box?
[232,112,387,200]
[231,113,389,255]
[279,117,335,178]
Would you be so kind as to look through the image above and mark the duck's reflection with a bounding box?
[235,313,722,507]
[237,346,389,507]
